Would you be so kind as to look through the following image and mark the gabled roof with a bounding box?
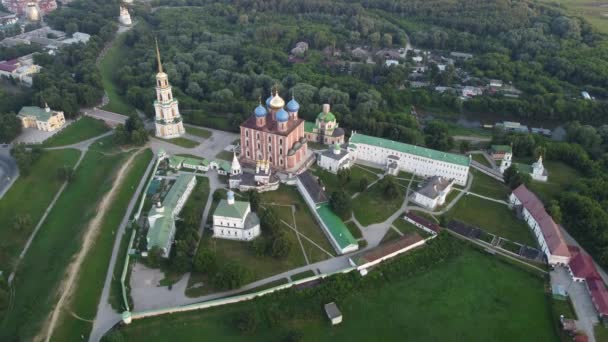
[586,277,608,317]
[214,199,249,219]
[512,185,570,258]
[349,133,470,167]
[569,250,597,279]
[304,121,315,133]
[316,204,357,250]
[18,106,54,121]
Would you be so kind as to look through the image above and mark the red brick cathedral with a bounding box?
[240,90,308,171]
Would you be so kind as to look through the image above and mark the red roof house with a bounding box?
[511,185,570,264]
[586,276,608,318]
[569,249,598,281]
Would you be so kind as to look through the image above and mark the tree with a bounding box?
[234,311,258,335]
[337,168,351,185]
[213,262,247,289]
[503,165,531,189]
[248,190,260,212]
[10,144,41,176]
[359,176,369,192]
[270,231,291,258]
[57,166,75,182]
[424,121,454,151]
[0,112,21,143]
[147,246,164,268]
[330,190,352,220]
[546,200,563,224]
[459,140,471,154]
[380,175,401,200]
[261,207,280,235]
[193,249,217,273]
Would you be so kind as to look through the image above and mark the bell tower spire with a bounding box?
[155,38,163,74]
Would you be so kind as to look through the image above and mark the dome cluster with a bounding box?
[255,89,300,123]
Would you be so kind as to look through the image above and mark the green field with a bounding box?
[0,149,132,340]
[99,33,136,115]
[471,153,492,167]
[42,117,109,147]
[112,247,557,342]
[185,126,212,139]
[381,227,402,243]
[445,195,536,246]
[392,217,422,236]
[311,165,380,197]
[0,149,80,272]
[51,149,154,342]
[470,169,510,200]
[528,161,580,203]
[544,0,608,34]
[353,182,403,226]
[155,136,200,148]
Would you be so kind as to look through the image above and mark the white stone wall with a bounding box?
[212,223,260,241]
[352,144,469,185]
[411,192,440,209]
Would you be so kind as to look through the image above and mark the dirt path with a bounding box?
[38,149,142,342]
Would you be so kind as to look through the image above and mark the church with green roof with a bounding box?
[304,104,345,146]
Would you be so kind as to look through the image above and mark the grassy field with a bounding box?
[345,221,362,239]
[155,136,200,148]
[0,149,132,340]
[185,126,212,138]
[445,195,536,246]
[529,161,580,203]
[353,182,403,226]
[291,270,316,281]
[214,150,233,161]
[470,169,511,200]
[112,247,557,342]
[42,117,109,147]
[471,153,491,167]
[392,217,422,236]
[311,165,380,197]
[0,149,80,272]
[50,149,154,342]
[381,227,402,243]
[99,33,136,115]
[543,0,608,34]
[595,324,608,342]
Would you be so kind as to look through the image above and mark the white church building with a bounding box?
[348,132,470,186]
[411,176,455,210]
[212,191,260,241]
[317,143,353,174]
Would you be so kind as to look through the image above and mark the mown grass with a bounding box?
[99,33,136,115]
[185,126,212,139]
[50,149,154,342]
[353,182,403,226]
[42,117,109,147]
[0,149,131,340]
[155,136,200,148]
[112,247,557,342]
[470,169,510,200]
[0,149,80,273]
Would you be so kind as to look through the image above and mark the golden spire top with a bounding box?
[155,38,163,74]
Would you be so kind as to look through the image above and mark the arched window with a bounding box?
[245,130,249,138]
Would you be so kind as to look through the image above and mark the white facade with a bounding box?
[530,156,547,182]
[212,192,260,241]
[118,5,132,26]
[349,136,469,186]
[509,193,569,265]
[317,145,353,174]
[499,151,513,173]
[411,178,454,210]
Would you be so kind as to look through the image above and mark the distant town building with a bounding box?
[290,41,308,56]
[514,156,548,182]
[212,191,260,241]
[146,174,196,258]
[510,184,570,265]
[153,40,185,139]
[2,0,56,15]
[411,176,455,210]
[385,59,399,67]
[450,51,473,60]
[531,127,552,136]
[324,302,343,325]
[581,91,592,100]
[118,5,132,26]
[348,132,470,186]
[495,121,529,133]
[316,143,353,174]
[0,53,40,85]
[351,47,368,60]
[304,104,345,146]
[461,86,483,98]
[18,104,65,131]
[0,11,17,26]
[24,2,39,21]
[489,79,503,88]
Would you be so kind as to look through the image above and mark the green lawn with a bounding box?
[595,324,608,342]
[42,117,109,147]
[392,217,423,236]
[353,182,403,226]
[291,270,316,281]
[214,150,233,161]
[50,149,154,342]
[185,126,212,139]
[345,221,362,239]
[445,195,536,246]
[0,149,132,340]
[112,248,557,342]
[470,169,510,200]
[99,32,136,115]
[381,227,402,244]
[471,153,491,167]
[311,165,379,197]
[0,149,80,272]
[89,134,121,154]
[542,0,608,34]
[528,161,580,203]
[155,136,200,148]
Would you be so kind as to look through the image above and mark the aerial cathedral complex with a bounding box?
[153,41,185,139]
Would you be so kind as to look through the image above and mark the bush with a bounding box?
[234,311,259,335]
[193,249,217,273]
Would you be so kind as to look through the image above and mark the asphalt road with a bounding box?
[0,145,18,199]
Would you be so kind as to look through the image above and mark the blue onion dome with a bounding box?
[276,108,289,122]
[286,98,300,112]
[254,104,267,117]
[265,95,273,107]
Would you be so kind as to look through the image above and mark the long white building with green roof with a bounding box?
[146,174,197,258]
[348,132,470,186]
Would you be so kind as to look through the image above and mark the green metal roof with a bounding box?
[18,106,54,121]
[147,214,174,249]
[349,133,470,167]
[214,199,249,219]
[316,204,357,250]
[163,174,195,209]
[169,155,210,168]
[490,145,512,153]
[317,111,336,122]
[215,160,231,172]
[168,156,184,168]
[304,121,315,133]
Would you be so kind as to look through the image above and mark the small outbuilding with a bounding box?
[324,302,343,325]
